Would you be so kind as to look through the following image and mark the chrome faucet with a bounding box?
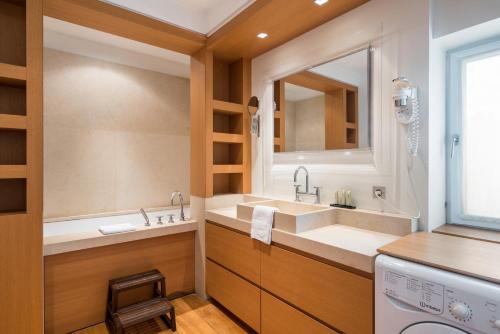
[140,208,150,226]
[293,166,320,204]
[170,191,186,221]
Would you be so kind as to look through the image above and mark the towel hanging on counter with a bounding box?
[250,205,279,245]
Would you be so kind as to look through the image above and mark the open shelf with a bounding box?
[0,178,26,213]
[212,164,243,174]
[0,165,26,179]
[0,1,26,67]
[213,99,244,115]
[0,114,26,129]
[213,57,244,104]
[213,173,243,195]
[213,142,243,165]
[0,129,26,164]
[213,112,243,135]
[346,90,356,123]
[213,132,243,144]
[0,63,26,86]
[346,128,357,145]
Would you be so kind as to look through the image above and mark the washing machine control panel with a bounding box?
[383,267,500,333]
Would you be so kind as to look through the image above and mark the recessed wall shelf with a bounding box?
[213,165,244,174]
[0,63,27,86]
[213,99,244,115]
[0,165,27,179]
[0,114,27,129]
[212,132,243,144]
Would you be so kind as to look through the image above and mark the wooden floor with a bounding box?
[73,294,250,334]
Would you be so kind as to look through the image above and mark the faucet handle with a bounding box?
[313,186,321,204]
[167,214,175,224]
[156,216,164,225]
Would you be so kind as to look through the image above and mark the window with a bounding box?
[448,38,500,230]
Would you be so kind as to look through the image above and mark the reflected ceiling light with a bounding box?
[257,32,268,39]
[314,0,329,5]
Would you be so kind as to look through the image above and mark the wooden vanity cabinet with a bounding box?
[206,222,260,284]
[205,222,373,334]
[206,259,261,332]
[261,292,339,334]
[261,245,373,334]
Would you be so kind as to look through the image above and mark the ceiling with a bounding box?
[101,0,254,34]
[285,82,324,102]
[44,17,191,78]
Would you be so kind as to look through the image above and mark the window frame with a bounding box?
[447,37,500,230]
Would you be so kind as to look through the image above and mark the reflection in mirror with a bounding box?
[273,47,371,153]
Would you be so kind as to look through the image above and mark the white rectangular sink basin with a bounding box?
[236,200,334,233]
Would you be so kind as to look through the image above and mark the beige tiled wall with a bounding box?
[43,49,190,219]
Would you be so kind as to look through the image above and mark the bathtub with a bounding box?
[43,207,197,256]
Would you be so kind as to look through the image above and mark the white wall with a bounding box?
[252,0,430,230]
[432,0,500,38]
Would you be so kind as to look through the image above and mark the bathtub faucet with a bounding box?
[170,191,186,221]
[140,208,150,226]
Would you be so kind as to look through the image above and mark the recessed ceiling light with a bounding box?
[257,32,268,39]
[314,0,329,5]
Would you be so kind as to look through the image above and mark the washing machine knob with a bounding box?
[450,302,470,320]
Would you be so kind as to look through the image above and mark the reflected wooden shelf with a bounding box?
[0,63,26,87]
[0,114,27,130]
[274,138,281,145]
[213,132,243,144]
[213,99,244,115]
[212,165,243,174]
[346,122,357,129]
[274,110,282,118]
[0,165,27,179]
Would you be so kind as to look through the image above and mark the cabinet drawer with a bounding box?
[206,259,260,332]
[261,245,373,334]
[206,222,260,284]
[262,291,338,334]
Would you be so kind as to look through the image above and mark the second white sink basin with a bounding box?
[236,200,334,233]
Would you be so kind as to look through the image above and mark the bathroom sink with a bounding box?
[236,200,334,233]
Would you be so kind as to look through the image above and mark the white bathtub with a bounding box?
[43,207,197,256]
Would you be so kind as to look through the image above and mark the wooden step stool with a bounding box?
[106,269,176,334]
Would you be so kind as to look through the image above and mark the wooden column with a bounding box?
[0,0,43,332]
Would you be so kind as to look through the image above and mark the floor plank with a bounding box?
[72,295,249,334]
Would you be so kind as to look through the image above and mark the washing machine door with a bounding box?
[401,322,470,334]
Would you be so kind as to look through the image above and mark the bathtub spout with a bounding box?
[140,208,150,226]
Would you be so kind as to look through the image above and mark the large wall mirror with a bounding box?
[273,47,372,153]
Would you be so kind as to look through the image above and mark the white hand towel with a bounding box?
[250,205,279,245]
[99,223,137,235]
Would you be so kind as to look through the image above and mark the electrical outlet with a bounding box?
[373,186,386,199]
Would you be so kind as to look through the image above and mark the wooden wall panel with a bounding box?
[44,232,195,334]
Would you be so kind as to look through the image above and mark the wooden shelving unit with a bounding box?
[190,51,251,197]
[0,0,43,331]
[273,80,285,152]
[277,71,359,151]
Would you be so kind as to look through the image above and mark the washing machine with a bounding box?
[375,255,500,334]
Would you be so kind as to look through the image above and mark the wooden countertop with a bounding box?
[434,224,500,244]
[378,232,500,284]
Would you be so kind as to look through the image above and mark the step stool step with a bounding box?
[113,297,174,328]
[110,269,164,292]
